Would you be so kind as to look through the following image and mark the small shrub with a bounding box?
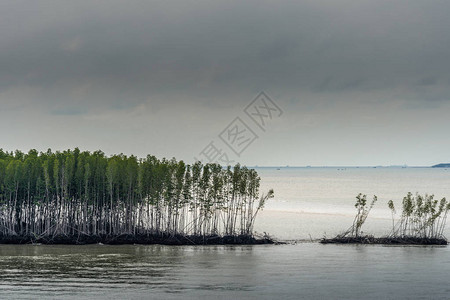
[340,193,377,238]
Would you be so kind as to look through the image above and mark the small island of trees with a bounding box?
[321,193,450,245]
[0,148,274,245]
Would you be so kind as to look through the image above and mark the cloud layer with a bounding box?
[1,1,450,165]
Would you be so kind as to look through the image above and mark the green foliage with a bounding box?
[0,148,272,238]
[388,193,450,239]
[341,193,377,238]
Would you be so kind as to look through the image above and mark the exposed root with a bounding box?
[0,233,277,245]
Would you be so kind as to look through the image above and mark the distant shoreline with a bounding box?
[251,166,435,169]
[432,163,450,168]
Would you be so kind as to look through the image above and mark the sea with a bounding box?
[1,167,450,299]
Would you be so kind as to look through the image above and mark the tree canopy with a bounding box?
[0,148,273,239]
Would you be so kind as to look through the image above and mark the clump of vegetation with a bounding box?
[322,192,450,245]
[0,148,274,244]
[388,192,450,240]
[350,193,377,237]
[338,193,378,239]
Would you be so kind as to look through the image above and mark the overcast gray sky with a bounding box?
[1,0,450,166]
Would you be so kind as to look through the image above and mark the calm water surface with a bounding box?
[2,167,450,299]
[1,244,450,299]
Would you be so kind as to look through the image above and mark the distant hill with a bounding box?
[432,163,450,168]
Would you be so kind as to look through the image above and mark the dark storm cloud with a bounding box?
[2,0,450,166]
[2,0,450,115]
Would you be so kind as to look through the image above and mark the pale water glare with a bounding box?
[256,167,450,240]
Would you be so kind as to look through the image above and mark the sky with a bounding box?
[1,0,450,166]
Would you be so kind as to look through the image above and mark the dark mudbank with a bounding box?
[321,235,448,245]
[0,233,275,245]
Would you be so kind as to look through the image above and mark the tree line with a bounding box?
[0,148,273,239]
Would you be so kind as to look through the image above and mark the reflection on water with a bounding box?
[1,244,450,299]
[0,245,181,298]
